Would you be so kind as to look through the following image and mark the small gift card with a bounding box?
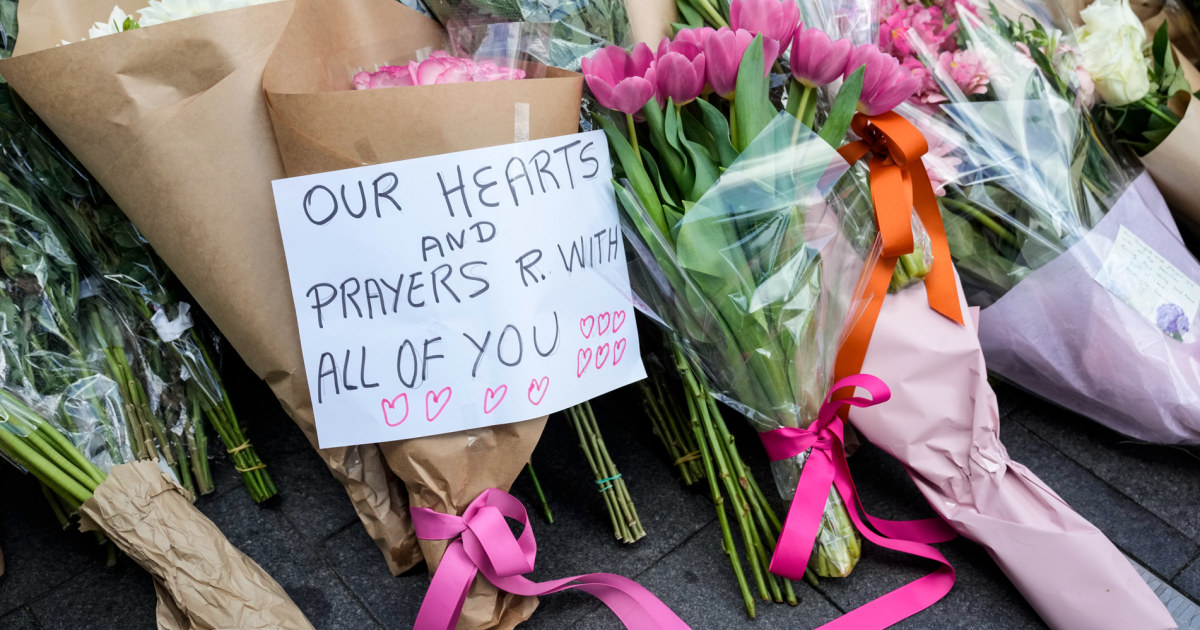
[1095,226,1200,343]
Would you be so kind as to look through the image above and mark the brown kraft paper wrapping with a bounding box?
[1141,93,1200,238]
[625,0,677,47]
[0,0,420,575]
[79,461,314,630]
[263,0,581,626]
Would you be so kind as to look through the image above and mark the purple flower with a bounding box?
[1156,303,1191,338]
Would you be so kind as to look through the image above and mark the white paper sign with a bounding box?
[272,131,645,448]
[1095,225,1200,342]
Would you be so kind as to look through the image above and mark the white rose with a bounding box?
[1076,0,1151,105]
[1079,0,1146,44]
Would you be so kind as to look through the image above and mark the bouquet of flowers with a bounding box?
[0,0,420,574]
[591,0,1174,625]
[832,0,1200,447]
[0,386,313,629]
[262,0,584,624]
[1057,0,1200,236]
[422,0,634,69]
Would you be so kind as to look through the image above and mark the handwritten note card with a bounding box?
[1095,226,1200,342]
[273,131,645,448]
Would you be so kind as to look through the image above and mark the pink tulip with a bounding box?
[674,26,716,50]
[729,0,800,57]
[582,43,658,115]
[705,28,778,98]
[845,43,920,115]
[655,36,707,106]
[790,23,853,88]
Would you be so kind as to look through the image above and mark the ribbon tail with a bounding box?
[816,447,956,629]
[834,256,897,382]
[912,161,964,325]
[768,452,838,581]
[488,572,691,629]
[413,541,480,630]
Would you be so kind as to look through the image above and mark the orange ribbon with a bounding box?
[833,112,964,381]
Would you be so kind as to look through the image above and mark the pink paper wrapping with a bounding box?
[849,278,1175,629]
[976,173,1200,444]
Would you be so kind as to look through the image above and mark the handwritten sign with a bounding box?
[1096,225,1200,342]
[272,131,645,448]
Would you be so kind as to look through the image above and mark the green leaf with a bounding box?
[663,99,697,193]
[639,146,679,207]
[642,101,691,193]
[694,98,738,167]
[1154,21,1171,75]
[732,35,774,152]
[681,137,719,201]
[680,107,719,163]
[819,67,863,147]
[597,115,668,237]
[674,0,704,28]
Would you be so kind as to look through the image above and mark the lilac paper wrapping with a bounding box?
[848,279,1174,629]
[977,173,1200,444]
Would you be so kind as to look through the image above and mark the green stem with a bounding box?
[626,113,644,168]
[939,195,1019,246]
[680,357,755,617]
[524,461,554,524]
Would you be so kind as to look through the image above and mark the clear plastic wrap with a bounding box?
[620,111,882,576]
[817,0,1200,443]
[427,0,634,70]
[0,87,274,501]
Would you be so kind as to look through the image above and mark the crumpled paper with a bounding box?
[262,0,581,626]
[0,0,420,575]
[848,278,1176,629]
[79,461,313,630]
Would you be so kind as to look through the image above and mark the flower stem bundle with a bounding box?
[566,400,644,543]
[0,88,275,502]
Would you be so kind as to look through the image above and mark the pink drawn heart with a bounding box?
[579,315,595,339]
[381,394,409,427]
[483,385,507,414]
[527,377,550,405]
[426,387,452,421]
[597,312,612,336]
[612,310,627,333]
[595,342,611,369]
[613,338,627,366]
[577,348,593,377]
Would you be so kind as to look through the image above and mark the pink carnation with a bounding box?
[939,50,989,96]
[902,56,946,104]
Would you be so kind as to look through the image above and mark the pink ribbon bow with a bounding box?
[410,488,691,630]
[759,374,957,629]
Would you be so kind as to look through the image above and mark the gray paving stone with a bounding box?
[268,449,362,543]
[1134,559,1200,629]
[0,607,41,630]
[27,557,156,630]
[1011,398,1200,544]
[504,401,718,627]
[196,484,381,629]
[0,468,104,617]
[1000,420,1198,577]
[1172,558,1200,607]
[321,523,428,630]
[563,520,845,629]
